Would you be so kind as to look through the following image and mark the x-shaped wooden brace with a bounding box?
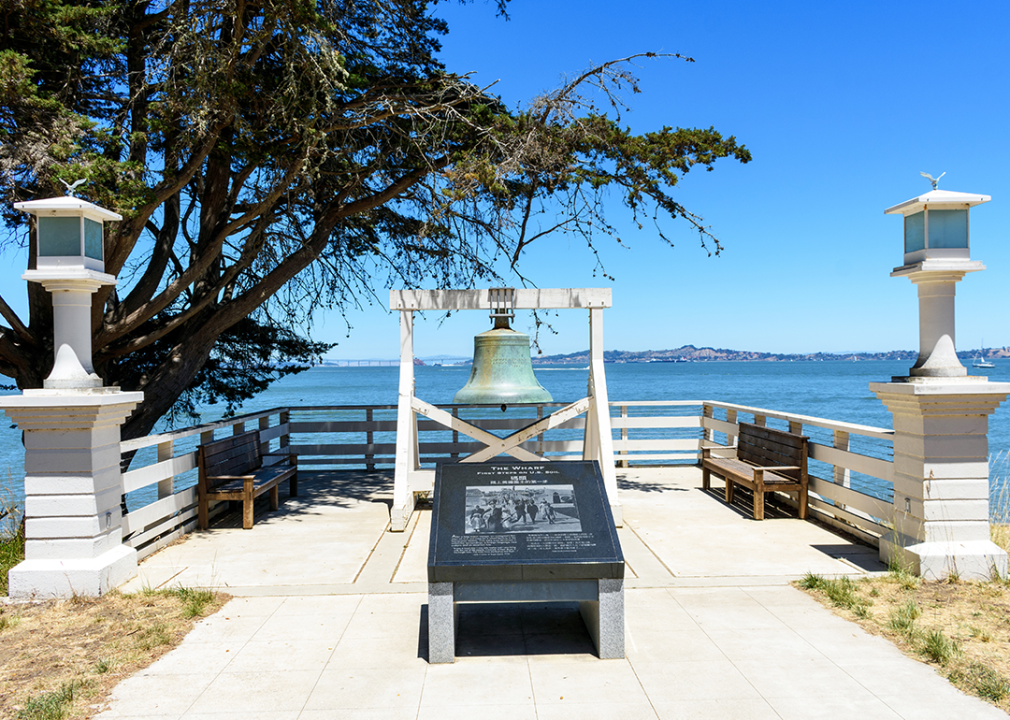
[410,396,592,464]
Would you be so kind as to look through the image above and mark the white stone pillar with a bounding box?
[870,379,1010,580]
[900,268,976,378]
[1,389,143,598]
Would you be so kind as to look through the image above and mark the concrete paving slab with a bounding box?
[415,706,539,720]
[392,509,430,583]
[182,714,300,720]
[303,666,427,710]
[299,710,416,720]
[100,672,212,716]
[185,670,323,715]
[535,702,659,720]
[634,659,763,703]
[764,695,903,720]
[420,662,533,705]
[220,639,337,672]
[88,467,1007,720]
[651,698,780,720]
[527,661,647,704]
[625,628,725,663]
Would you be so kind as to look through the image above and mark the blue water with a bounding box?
[2,360,1009,512]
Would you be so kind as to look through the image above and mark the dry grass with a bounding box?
[0,588,228,720]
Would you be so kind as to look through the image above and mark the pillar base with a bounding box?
[8,544,137,599]
[881,533,1007,581]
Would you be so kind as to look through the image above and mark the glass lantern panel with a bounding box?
[927,209,968,249]
[904,211,925,254]
[37,216,81,256]
[84,218,103,260]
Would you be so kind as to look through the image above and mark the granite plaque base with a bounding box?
[427,461,624,663]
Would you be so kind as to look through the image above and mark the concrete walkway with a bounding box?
[98,467,1005,719]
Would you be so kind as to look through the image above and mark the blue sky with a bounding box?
[3,1,1008,360]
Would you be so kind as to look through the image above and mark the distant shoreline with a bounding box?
[316,345,1007,367]
[535,344,1010,365]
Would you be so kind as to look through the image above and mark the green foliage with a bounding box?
[1,502,25,597]
[135,622,171,651]
[950,662,1010,703]
[134,585,217,618]
[0,610,20,631]
[919,629,960,665]
[799,572,824,590]
[888,598,922,635]
[16,680,81,720]
[167,587,216,618]
[798,573,872,616]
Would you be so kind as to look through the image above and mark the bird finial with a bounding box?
[58,178,87,197]
[919,171,945,191]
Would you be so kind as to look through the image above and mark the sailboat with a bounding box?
[973,341,995,369]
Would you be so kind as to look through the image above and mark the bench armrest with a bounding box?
[208,474,256,480]
[760,465,800,471]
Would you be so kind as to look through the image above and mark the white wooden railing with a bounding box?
[118,400,895,558]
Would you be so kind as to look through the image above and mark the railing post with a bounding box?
[726,408,738,447]
[537,404,545,459]
[451,407,460,460]
[366,408,375,471]
[259,415,270,454]
[279,410,290,454]
[753,414,767,427]
[619,404,629,468]
[789,421,803,436]
[833,430,851,511]
[701,404,714,453]
[157,440,174,499]
[232,421,245,436]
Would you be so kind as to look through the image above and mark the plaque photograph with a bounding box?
[464,484,581,534]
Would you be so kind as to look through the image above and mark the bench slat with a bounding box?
[740,424,806,449]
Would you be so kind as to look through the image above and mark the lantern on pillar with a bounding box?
[884,181,989,379]
[14,195,121,388]
[453,288,553,409]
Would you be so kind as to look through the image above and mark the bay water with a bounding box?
[2,360,1009,516]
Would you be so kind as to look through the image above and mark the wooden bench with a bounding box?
[197,430,298,529]
[701,423,808,521]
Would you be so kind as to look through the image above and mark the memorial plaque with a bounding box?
[428,461,624,583]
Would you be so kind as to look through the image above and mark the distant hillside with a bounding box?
[533,344,1010,365]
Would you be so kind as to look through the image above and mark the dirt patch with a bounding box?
[797,572,1010,712]
[0,589,228,719]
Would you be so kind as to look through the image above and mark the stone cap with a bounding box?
[869,379,1010,397]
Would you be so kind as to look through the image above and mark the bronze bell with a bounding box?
[453,313,553,408]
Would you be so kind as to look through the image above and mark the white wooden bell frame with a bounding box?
[389,288,619,531]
